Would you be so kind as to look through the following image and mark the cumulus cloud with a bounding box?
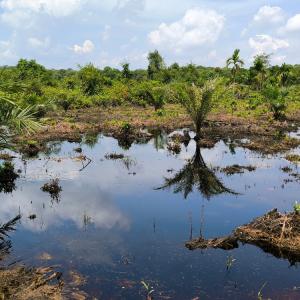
[148,8,225,52]
[72,40,95,54]
[249,34,289,55]
[254,6,284,23]
[285,14,300,31]
[0,0,84,17]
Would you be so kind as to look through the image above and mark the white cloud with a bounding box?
[149,8,225,52]
[272,55,286,65]
[1,9,33,27]
[101,25,111,41]
[285,14,300,31]
[254,6,284,23]
[0,39,16,62]
[28,37,50,48]
[72,40,95,54]
[249,34,289,55]
[0,0,84,17]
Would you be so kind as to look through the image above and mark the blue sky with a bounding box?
[0,0,299,69]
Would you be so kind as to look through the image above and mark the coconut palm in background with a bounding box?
[226,49,244,83]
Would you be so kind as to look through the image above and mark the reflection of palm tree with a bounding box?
[0,215,21,260]
[156,144,235,199]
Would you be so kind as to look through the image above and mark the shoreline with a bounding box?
[11,104,300,156]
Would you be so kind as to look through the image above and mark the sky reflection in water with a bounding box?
[1,133,300,299]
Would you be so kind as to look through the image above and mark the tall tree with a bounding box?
[121,62,132,79]
[147,50,165,79]
[78,64,103,96]
[226,49,244,83]
[251,53,271,90]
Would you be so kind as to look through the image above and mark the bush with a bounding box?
[129,81,165,109]
[78,64,103,96]
[262,85,288,120]
[94,82,130,107]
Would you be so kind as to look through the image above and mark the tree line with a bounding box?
[0,49,300,144]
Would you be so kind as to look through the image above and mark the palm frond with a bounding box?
[0,215,21,240]
[8,105,42,133]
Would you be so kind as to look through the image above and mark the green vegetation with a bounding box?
[293,202,300,214]
[0,50,300,141]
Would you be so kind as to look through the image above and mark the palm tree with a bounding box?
[0,95,40,148]
[179,79,226,140]
[0,215,21,260]
[156,144,235,199]
[226,49,244,83]
[278,63,292,87]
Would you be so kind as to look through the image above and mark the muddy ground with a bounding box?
[12,105,300,155]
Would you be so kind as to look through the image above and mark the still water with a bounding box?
[1,132,300,299]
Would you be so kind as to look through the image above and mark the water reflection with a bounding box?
[0,183,129,232]
[0,162,19,194]
[0,215,21,260]
[1,132,299,298]
[157,144,235,199]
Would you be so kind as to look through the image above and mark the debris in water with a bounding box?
[167,141,181,155]
[38,252,53,261]
[141,280,155,300]
[105,153,125,160]
[74,147,83,153]
[226,255,236,271]
[0,153,15,161]
[41,178,62,202]
[221,164,256,175]
[281,166,293,173]
[285,154,300,164]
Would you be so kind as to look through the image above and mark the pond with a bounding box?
[1,131,300,299]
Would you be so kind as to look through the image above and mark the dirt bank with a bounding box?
[13,104,300,155]
[186,209,300,264]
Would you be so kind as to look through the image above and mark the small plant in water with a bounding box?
[257,282,268,300]
[41,178,62,203]
[294,201,300,214]
[121,122,132,136]
[226,254,236,271]
[141,281,154,300]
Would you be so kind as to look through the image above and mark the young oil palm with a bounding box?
[179,79,227,140]
[0,95,41,148]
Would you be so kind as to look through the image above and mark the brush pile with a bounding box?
[186,209,300,263]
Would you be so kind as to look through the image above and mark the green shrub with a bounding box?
[78,64,103,96]
[262,85,288,120]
